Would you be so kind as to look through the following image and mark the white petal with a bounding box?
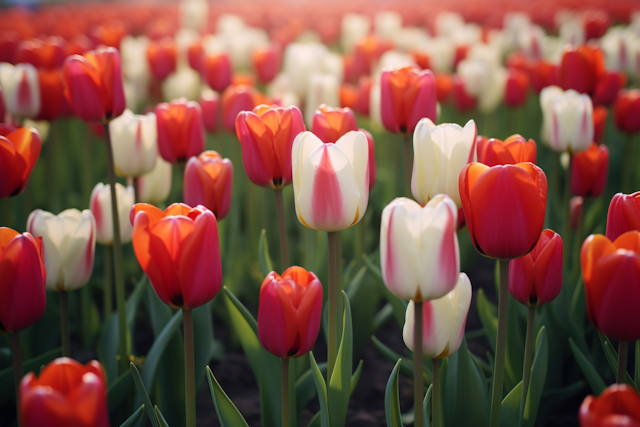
[335,131,369,222]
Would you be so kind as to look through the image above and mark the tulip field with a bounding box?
[3,0,640,426]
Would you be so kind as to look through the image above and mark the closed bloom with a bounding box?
[412,118,477,208]
[292,131,369,231]
[312,105,358,144]
[558,45,605,95]
[20,358,109,427]
[477,134,537,167]
[593,106,607,144]
[15,37,67,69]
[36,69,66,122]
[0,63,40,118]
[592,71,626,107]
[402,273,472,358]
[581,231,640,342]
[606,192,640,241]
[137,156,172,205]
[201,52,232,92]
[147,37,177,81]
[62,47,126,123]
[235,104,305,189]
[184,151,233,220]
[161,68,201,102]
[0,227,46,333]
[381,66,437,136]
[108,110,157,177]
[27,209,96,292]
[579,385,640,427]
[509,229,563,307]
[459,162,548,260]
[381,196,460,301]
[200,88,218,133]
[258,267,323,358]
[156,98,205,164]
[614,90,640,135]
[90,183,135,245]
[252,43,281,84]
[131,203,222,309]
[571,142,609,198]
[540,86,593,154]
[222,84,263,132]
[452,75,477,112]
[0,126,42,199]
[571,196,585,230]
[504,68,529,108]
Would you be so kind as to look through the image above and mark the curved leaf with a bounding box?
[351,360,364,395]
[141,310,183,393]
[500,382,522,427]
[598,333,638,390]
[309,352,330,427]
[154,406,170,427]
[108,369,132,413]
[0,347,61,401]
[372,335,431,384]
[328,291,353,427]
[569,338,606,395]
[130,363,159,427]
[476,289,498,352]
[384,359,404,427]
[119,405,145,427]
[523,326,548,427]
[206,366,250,427]
[259,229,274,276]
[296,362,327,424]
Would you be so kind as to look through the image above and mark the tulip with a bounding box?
[90,183,135,245]
[0,126,42,199]
[380,196,460,301]
[527,60,560,94]
[540,86,593,154]
[304,73,340,127]
[180,0,209,31]
[282,42,329,98]
[361,129,377,188]
[459,162,548,260]
[581,231,640,342]
[614,90,640,134]
[184,151,233,220]
[137,156,172,205]
[593,106,607,144]
[131,203,222,309]
[435,73,453,103]
[341,14,371,53]
[252,43,281,84]
[27,209,97,292]
[147,37,177,81]
[558,45,605,95]
[579,384,640,427]
[257,266,323,358]
[108,109,157,177]
[201,52,232,92]
[340,84,358,110]
[91,21,126,49]
[200,89,219,133]
[161,67,201,102]
[354,35,393,77]
[592,71,626,107]
[606,192,640,241]
[15,37,66,70]
[355,76,372,116]
[36,69,66,121]
[62,46,126,123]
[222,84,264,132]
[0,227,46,333]
[504,68,529,108]
[412,118,477,207]
[0,85,5,121]
[292,131,369,232]
[312,105,358,144]
[571,196,585,230]
[0,63,41,118]
[571,142,609,198]
[477,134,537,167]
[583,10,610,40]
[20,358,109,427]
[374,11,402,41]
[155,98,205,164]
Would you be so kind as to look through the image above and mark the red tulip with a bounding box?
[581,231,640,341]
[606,192,640,241]
[0,30,19,64]
[131,203,222,309]
[65,35,93,57]
[258,267,323,359]
[509,229,563,307]
[504,68,529,108]
[459,162,548,260]
[252,43,281,84]
[36,69,66,121]
[380,66,436,136]
[20,358,109,427]
[571,196,585,230]
[146,37,177,81]
[62,46,126,123]
[90,21,127,49]
[453,75,476,112]
[571,142,609,198]
[579,384,640,427]
[528,60,559,94]
[312,105,358,143]
[593,106,607,144]
[235,104,305,189]
[201,52,232,93]
[435,73,453,103]
[558,45,605,95]
[355,76,372,115]
[0,227,46,333]
[222,85,264,132]
[582,10,611,41]
[184,151,233,220]
[614,90,640,135]
[15,37,66,70]
[0,85,5,122]
[200,89,218,133]
[187,41,204,71]
[0,126,42,199]
[361,128,377,188]
[593,71,626,107]
[477,134,537,167]
[155,98,205,164]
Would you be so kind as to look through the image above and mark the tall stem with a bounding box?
[104,245,113,317]
[489,260,510,427]
[403,136,412,198]
[10,332,22,427]
[274,188,289,271]
[519,306,536,426]
[562,154,572,270]
[432,357,440,427]
[103,123,129,374]
[414,300,424,427]
[183,308,196,427]
[618,341,629,384]
[60,291,71,357]
[281,358,290,427]
[327,231,338,381]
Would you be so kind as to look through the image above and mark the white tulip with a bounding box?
[540,86,593,153]
[0,63,40,119]
[221,28,268,71]
[341,14,371,53]
[393,28,430,53]
[416,37,455,73]
[90,183,135,245]
[216,14,246,34]
[374,11,403,41]
[109,110,158,177]
[162,67,201,102]
[137,156,172,205]
[559,18,585,47]
[304,73,339,127]
[283,42,329,98]
[180,0,208,31]
[435,12,465,38]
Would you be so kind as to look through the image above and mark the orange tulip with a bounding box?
[0,126,42,199]
[184,151,233,220]
[571,142,609,198]
[312,105,358,144]
[146,37,177,80]
[476,134,537,167]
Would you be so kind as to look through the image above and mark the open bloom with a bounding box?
[402,273,472,358]
[235,104,305,189]
[614,90,640,135]
[571,142,609,198]
[90,183,135,245]
[137,156,172,205]
[0,63,40,118]
[381,196,460,301]
[412,118,477,207]
[477,134,537,166]
[62,47,125,122]
[20,358,109,427]
[540,86,593,153]
[312,105,358,144]
[146,37,177,81]
[292,131,369,231]
[156,98,205,164]
[27,209,96,292]
[184,151,233,220]
[108,110,157,177]
[581,231,640,341]
[258,267,323,359]
[131,203,222,309]
[459,162,548,260]
[509,229,563,307]
[579,385,640,427]
[201,52,232,92]
[0,126,42,199]
[606,192,640,241]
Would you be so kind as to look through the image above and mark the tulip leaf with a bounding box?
[351,359,364,394]
[569,338,606,395]
[296,361,327,423]
[384,359,405,427]
[259,229,274,276]
[306,412,322,427]
[127,275,149,332]
[522,326,548,427]
[372,303,394,333]
[0,346,62,401]
[98,313,120,384]
[141,310,183,395]
[476,289,498,352]
[362,254,407,328]
[328,291,354,427]
[206,366,250,427]
[499,382,522,427]
[130,363,160,427]
[154,406,171,427]
[371,335,431,384]
[108,369,132,413]
[193,302,214,391]
[309,352,330,427]
[423,383,433,427]
[119,405,145,427]
[598,332,638,390]
[505,295,525,391]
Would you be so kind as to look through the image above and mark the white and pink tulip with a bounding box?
[90,183,135,245]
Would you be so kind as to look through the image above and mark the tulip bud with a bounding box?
[571,196,584,230]
[0,126,42,199]
[222,85,262,132]
[592,71,626,107]
[435,73,453,103]
[452,75,477,112]
[558,45,605,95]
[109,110,158,178]
[0,63,41,119]
[593,105,607,144]
[137,156,172,205]
[147,37,177,81]
[292,131,369,231]
[312,105,358,143]
[355,76,372,115]
[90,183,135,245]
[184,151,233,220]
[528,60,559,94]
[156,98,205,164]
[252,43,281,84]
[258,267,323,358]
[201,52,232,93]
[477,134,537,167]
[27,209,97,292]
[15,37,66,69]
[200,89,219,133]
[412,118,477,208]
[571,142,609,198]
[504,68,529,107]
[402,273,472,358]
[614,90,640,135]
[579,384,640,427]
[540,86,593,154]
[20,358,109,427]
[131,203,222,309]
[606,192,640,241]
[36,69,66,122]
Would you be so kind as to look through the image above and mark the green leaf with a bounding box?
[372,304,394,333]
[306,412,322,427]
[206,366,250,427]
[328,291,354,427]
[296,362,324,425]
[154,406,170,427]
[500,382,522,427]
[193,302,214,391]
[127,275,149,332]
[423,383,433,427]
[130,363,159,427]
[120,405,145,427]
[141,310,183,394]
[108,369,132,413]
[362,254,407,328]
[598,332,637,390]
[0,347,61,401]
[371,335,431,384]
[259,229,274,276]
[505,296,525,391]
[522,326,549,427]
[569,338,606,395]
[384,359,405,427]
[98,313,119,384]
[309,352,330,427]
[351,360,364,395]
[476,289,498,352]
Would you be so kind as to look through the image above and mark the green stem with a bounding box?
[60,291,71,357]
[432,357,440,427]
[183,308,196,427]
[489,260,510,427]
[274,188,289,271]
[519,306,536,426]
[103,123,129,374]
[571,199,585,285]
[104,245,113,317]
[403,136,412,198]
[82,121,93,204]
[414,300,424,427]
[327,231,338,381]
[10,332,22,427]
[355,216,365,257]
[618,341,629,384]
[281,358,290,427]
[562,154,572,271]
